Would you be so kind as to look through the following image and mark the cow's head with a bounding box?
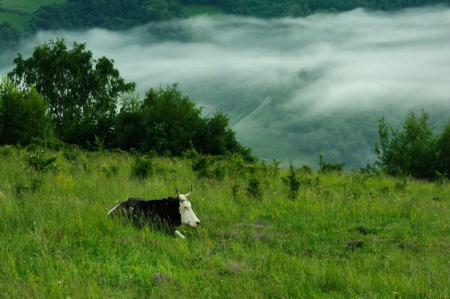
[176,187,200,227]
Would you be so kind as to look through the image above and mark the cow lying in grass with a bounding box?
[107,187,200,239]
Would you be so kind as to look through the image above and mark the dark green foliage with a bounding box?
[116,84,254,159]
[130,156,154,180]
[28,0,450,33]
[4,38,250,160]
[0,145,14,156]
[246,177,262,198]
[192,155,214,178]
[191,154,227,181]
[101,165,119,178]
[437,123,450,177]
[374,110,441,180]
[318,154,345,173]
[14,176,43,199]
[0,22,23,52]
[24,151,57,172]
[0,77,52,146]
[7,38,136,146]
[138,84,202,156]
[32,0,184,31]
[285,161,301,200]
[62,146,80,163]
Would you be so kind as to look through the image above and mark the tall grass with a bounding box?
[0,145,449,298]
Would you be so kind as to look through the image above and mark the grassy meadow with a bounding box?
[0,145,449,298]
[0,0,65,31]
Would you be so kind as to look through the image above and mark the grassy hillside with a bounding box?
[0,145,449,298]
[0,0,65,30]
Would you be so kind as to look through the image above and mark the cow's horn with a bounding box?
[185,186,194,197]
[175,188,181,200]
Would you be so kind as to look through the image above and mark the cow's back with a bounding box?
[111,197,181,228]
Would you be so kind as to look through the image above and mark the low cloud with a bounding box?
[1,6,449,166]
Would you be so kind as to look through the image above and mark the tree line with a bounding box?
[1,39,253,161]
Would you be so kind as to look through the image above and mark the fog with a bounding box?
[1,6,450,167]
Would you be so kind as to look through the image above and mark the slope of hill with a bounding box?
[1,146,449,298]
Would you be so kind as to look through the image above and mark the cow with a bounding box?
[107,187,200,239]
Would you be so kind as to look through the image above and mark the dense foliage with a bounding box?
[8,39,136,146]
[0,77,52,145]
[374,110,449,180]
[2,39,253,160]
[0,22,24,53]
[116,84,253,158]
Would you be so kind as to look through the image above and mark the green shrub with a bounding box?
[24,150,57,172]
[130,156,153,180]
[283,161,301,200]
[318,154,345,173]
[101,165,119,178]
[0,145,13,156]
[246,177,262,198]
[374,109,439,180]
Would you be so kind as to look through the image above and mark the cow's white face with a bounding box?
[179,198,200,227]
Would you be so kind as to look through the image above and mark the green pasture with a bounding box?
[0,11,28,29]
[0,145,449,298]
[0,0,65,31]
[0,0,66,14]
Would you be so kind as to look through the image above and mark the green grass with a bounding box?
[0,145,449,298]
[0,0,65,31]
[0,11,29,29]
[0,0,66,14]
[183,5,224,17]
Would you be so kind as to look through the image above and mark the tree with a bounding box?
[437,123,450,177]
[140,83,203,155]
[115,84,254,160]
[7,39,136,146]
[374,109,438,180]
[0,77,52,146]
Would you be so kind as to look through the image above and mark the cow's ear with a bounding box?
[175,188,181,200]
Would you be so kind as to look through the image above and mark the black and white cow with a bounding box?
[107,187,200,239]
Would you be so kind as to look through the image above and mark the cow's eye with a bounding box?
[184,206,189,210]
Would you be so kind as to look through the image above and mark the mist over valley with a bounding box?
[1,6,449,168]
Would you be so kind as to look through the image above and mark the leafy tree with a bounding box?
[115,84,254,159]
[7,39,136,146]
[139,83,202,155]
[0,77,52,146]
[437,123,450,177]
[374,109,439,180]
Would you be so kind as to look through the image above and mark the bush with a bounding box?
[0,77,52,146]
[437,123,450,178]
[318,154,345,173]
[374,110,440,180]
[246,177,262,198]
[285,161,301,200]
[24,150,57,173]
[130,156,153,180]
